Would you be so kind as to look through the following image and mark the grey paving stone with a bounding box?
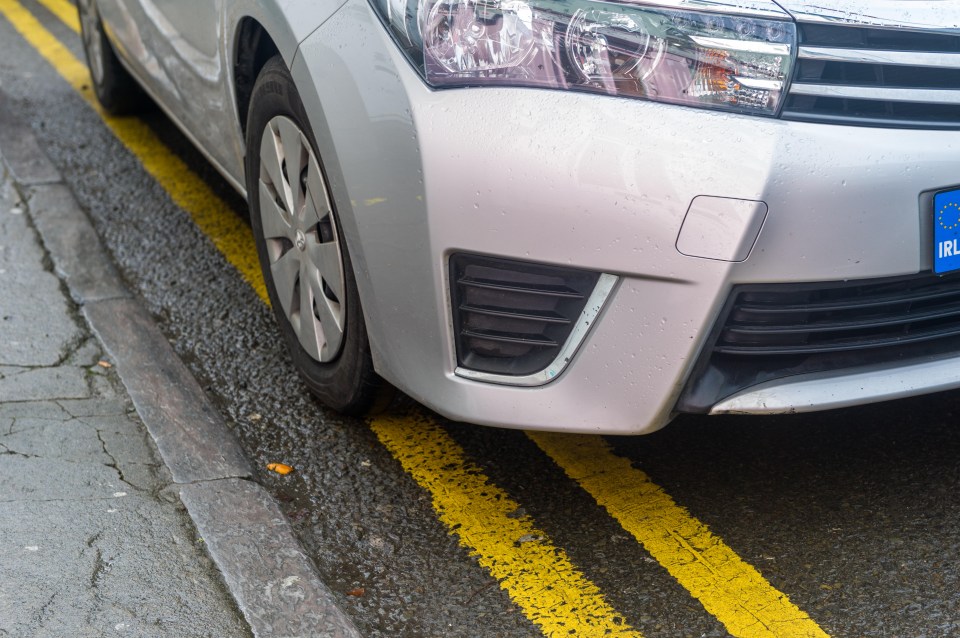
[0,399,69,421]
[58,398,131,418]
[82,413,167,493]
[0,455,129,502]
[27,183,130,303]
[0,98,60,185]
[87,372,122,401]
[64,338,105,368]
[87,416,160,466]
[0,366,91,402]
[0,173,84,367]
[0,498,252,638]
[1,414,109,465]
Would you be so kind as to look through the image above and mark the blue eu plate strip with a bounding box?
[934,189,960,274]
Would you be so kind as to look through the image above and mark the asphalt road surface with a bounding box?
[2,1,960,636]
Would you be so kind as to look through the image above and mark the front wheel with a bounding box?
[245,56,385,415]
[77,0,147,115]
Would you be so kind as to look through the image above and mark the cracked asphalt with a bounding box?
[0,166,252,638]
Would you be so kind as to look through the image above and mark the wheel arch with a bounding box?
[233,17,281,138]
[225,1,344,144]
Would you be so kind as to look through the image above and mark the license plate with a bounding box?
[934,188,960,274]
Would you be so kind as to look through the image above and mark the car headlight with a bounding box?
[373,0,796,115]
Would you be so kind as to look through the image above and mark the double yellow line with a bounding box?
[0,1,831,635]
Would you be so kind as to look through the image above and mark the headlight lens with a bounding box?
[374,0,796,115]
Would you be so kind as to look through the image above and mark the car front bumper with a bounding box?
[293,0,960,434]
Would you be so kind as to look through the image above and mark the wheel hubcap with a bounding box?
[258,115,346,363]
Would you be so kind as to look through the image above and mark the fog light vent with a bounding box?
[451,254,601,376]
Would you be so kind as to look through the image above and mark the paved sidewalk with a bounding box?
[0,163,253,637]
[0,87,361,637]
[0,159,250,637]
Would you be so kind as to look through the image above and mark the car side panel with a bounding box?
[94,1,347,190]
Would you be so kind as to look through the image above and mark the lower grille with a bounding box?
[719,275,960,355]
[679,272,960,412]
[450,254,600,377]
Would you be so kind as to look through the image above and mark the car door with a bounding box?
[95,0,245,183]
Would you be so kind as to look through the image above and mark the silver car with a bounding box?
[78,0,960,434]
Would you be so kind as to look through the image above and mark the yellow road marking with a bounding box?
[528,432,830,638]
[0,0,268,303]
[1,4,643,634]
[372,413,639,637]
[35,0,78,33]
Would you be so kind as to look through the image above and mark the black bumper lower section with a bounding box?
[678,271,960,413]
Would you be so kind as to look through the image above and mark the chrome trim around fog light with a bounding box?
[455,273,619,387]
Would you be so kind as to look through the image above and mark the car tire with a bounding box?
[77,0,147,115]
[245,56,386,416]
